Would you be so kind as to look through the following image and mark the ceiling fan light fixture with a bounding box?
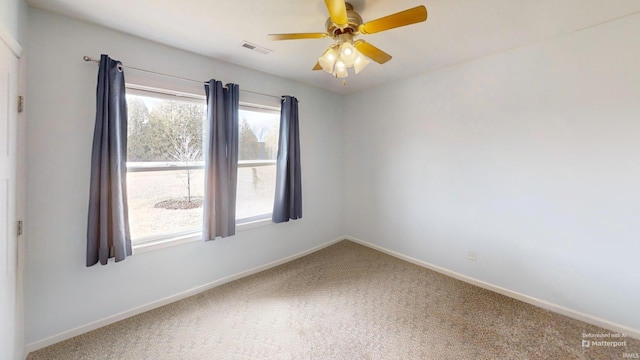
[318,40,369,79]
[318,47,339,73]
[334,64,348,78]
[339,41,358,67]
[353,54,369,74]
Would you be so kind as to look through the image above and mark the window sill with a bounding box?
[133,232,201,255]
[132,217,273,255]
[237,217,272,231]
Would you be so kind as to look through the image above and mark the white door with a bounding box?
[0,36,20,360]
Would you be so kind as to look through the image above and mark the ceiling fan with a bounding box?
[268,0,428,81]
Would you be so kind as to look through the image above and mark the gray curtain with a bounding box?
[86,54,131,266]
[203,80,239,240]
[273,96,302,223]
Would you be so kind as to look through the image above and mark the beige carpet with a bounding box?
[28,240,639,359]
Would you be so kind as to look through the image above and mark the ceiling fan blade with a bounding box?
[354,40,392,64]
[359,5,427,35]
[268,33,328,41]
[325,0,349,26]
[313,62,322,70]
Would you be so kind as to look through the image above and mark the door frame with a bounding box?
[0,22,25,360]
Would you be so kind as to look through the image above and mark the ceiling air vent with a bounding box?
[241,41,272,55]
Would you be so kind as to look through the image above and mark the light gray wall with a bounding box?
[344,14,640,331]
[0,0,28,44]
[25,8,344,344]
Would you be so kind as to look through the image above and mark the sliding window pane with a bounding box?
[126,91,206,242]
[127,169,204,240]
[236,164,277,220]
[236,107,280,222]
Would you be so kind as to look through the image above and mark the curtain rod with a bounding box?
[83,56,286,101]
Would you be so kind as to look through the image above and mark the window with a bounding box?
[236,108,280,222]
[126,86,280,245]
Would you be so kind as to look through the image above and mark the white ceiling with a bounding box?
[26,0,640,94]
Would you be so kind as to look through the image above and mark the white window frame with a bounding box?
[125,84,280,254]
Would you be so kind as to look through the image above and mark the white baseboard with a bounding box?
[25,237,345,354]
[344,235,640,340]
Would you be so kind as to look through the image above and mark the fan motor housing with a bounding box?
[325,3,363,37]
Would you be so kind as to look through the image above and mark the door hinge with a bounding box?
[17,96,24,113]
[17,220,23,236]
